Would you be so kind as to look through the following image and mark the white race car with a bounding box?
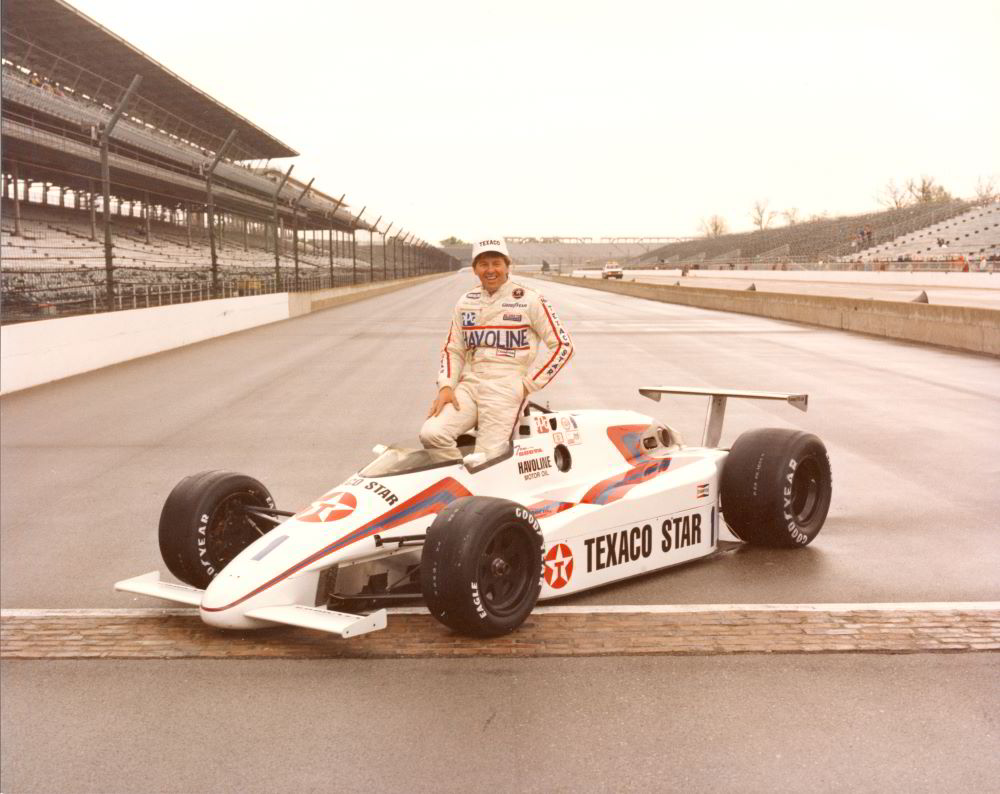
[115,387,832,638]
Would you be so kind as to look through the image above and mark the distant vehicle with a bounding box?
[116,387,832,639]
[602,262,624,279]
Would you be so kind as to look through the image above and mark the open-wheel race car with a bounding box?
[115,387,833,638]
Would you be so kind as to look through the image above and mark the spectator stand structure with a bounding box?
[0,0,455,324]
[848,202,1000,267]
[440,238,685,269]
[626,201,977,271]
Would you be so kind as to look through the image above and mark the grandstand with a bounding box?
[630,200,976,268]
[1,0,454,324]
[441,202,994,274]
[442,238,685,268]
[850,202,1000,264]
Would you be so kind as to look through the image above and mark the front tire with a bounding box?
[158,470,275,588]
[421,497,542,637]
[720,428,832,547]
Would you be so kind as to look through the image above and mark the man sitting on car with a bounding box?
[420,237,574,461]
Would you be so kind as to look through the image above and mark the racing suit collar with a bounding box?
[482,279,514,304]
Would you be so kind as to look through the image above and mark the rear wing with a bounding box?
[639,386,807,448]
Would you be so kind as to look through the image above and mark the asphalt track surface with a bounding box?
[2,274,999,793]
[2,273,998,608]
[0,655,996,793]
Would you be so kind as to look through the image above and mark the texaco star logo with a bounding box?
[543,543,574,589]
[296,491,357,523]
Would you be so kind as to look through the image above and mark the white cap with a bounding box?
[471,237,510,262]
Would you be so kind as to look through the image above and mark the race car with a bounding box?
[115,387,832,638]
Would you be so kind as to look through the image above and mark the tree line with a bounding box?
[699,174,998,238]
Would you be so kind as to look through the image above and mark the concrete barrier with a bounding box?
[538,275,1000,357]
[1,273,448,395]
[571,268,998,288]
[287,272,447,317]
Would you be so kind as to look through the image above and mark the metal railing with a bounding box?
[0,266,396,325]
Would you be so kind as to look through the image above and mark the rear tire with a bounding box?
[721,428,832,548]
[158,470,275,588]
[421,496,542,637]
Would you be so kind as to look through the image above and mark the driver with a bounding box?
[420,237,573,460]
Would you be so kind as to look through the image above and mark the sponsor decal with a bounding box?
[584,510,705,572]
[495,348,516,358]
[518,454,552,480]
[517,445,544,457]
[501,301,528,309]
[696,483,710,499]
[660,512,703,551]
[543,543,574,588]
[512,288,524,299]
[782,459,809,545]
[503,313,522,322]
[553,431,565,444]
[585,524,653,572]
[566,431,581,446]
[465,290,481,299]
[471,582,487,619]
[463,327,529,350]
[528,500,576,519]
[560,417,573,430]
[533,416,550,434]
[365,480,398,505]
[478,239,503,247]
[461,311,477,327]
[296,491,357,523]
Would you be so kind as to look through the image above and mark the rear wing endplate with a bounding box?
[639,386,807,448]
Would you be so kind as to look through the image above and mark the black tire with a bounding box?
[720,428,832,548]
[158,470,275,588]
[421,496,543,637]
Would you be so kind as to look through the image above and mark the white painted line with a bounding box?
[4,602,998,619]
[390,602,1000,616]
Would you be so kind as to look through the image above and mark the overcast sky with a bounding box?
[70,0,999,244]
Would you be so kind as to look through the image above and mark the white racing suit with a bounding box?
[419,279,573,458]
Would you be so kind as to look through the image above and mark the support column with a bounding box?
[328,219,334,285]
[292,213,300,289]
[381,222,393,281]
[186,203,192,246]
[88,179,96,240]
[12,162,22,236]
[243,216,248,252]
[143,191,151,244]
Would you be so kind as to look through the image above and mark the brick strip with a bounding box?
[2,607,998,659]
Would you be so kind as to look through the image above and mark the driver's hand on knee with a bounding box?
[428,386,460,417]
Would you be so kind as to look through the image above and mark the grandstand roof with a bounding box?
[1,0,298,160]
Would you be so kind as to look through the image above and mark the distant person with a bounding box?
[420,237,573,462]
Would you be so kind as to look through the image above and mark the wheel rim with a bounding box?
[477,522,534,616]
[205,490,268,570]
[790,457,822,526]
